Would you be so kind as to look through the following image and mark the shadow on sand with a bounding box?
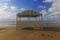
[22,27,60,32]
[0,28,6,30]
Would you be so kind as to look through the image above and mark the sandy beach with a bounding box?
[0,26,60,40]
[0,27,16,40]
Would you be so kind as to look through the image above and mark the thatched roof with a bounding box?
[17,10,42,17]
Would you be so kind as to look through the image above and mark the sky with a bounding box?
[0,0,60,25]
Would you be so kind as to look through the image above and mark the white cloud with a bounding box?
[48,0,60,20]
[43,0,53,2]
[3,0,11,2]
[19,8,26,11]
[0,0,17,21]
[38,5,46,8]
[10,6,17,11]
[0,6,16,21]
[40,10,47,15]
[40,10,48,20]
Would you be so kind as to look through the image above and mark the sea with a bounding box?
[0,21,16,28]
[0,20,60,27]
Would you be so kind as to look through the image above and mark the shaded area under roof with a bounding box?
[17,10,42,17]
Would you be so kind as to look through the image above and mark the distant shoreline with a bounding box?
[0,25,16,28]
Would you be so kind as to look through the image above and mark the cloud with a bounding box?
[19,8,26,11]
[10,6,17,11]
[48,0,60,20]
[40,10,47,15]
[0,6,16,21]
[3,0,11,2]
[43,0,53,2]
[0,0,17,21]
[40,10,48,20]
[38,5,46,8]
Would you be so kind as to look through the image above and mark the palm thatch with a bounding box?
[17,10,42,17]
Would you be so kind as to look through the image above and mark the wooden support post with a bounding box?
[39,16,40,27]
[16,16,18,30]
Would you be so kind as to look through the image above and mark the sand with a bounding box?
[0,27,60,40]
[17,30,60,40]
[0,27,16,40]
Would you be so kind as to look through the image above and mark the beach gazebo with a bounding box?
[16,10,43,30]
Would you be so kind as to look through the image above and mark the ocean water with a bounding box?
[0,24,16,28]
[0,21,16,27]
[43,20,60,23]
[0,20,60,27]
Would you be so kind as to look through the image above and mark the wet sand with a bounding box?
[0,27,60,40]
